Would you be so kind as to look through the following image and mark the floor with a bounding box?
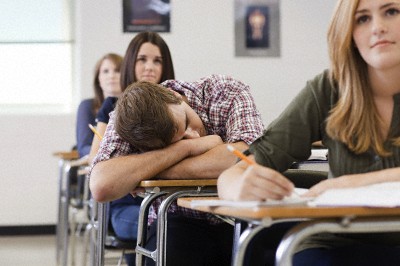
[0,234,128,266]
[0,235,56,266]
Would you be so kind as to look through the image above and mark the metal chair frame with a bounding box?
[135,184,217,266]
[55,155,88,266]
[83,188,137,266]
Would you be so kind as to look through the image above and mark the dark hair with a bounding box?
[115,81,182,152]
[92,53,123,115]
[120,32,175,91]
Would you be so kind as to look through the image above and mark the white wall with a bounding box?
[0,0,336,226]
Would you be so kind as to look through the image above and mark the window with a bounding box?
[0,0,73,113]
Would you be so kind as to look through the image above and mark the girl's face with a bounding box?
[353,0,400,71]
[135,42,163,84]
[98,58,121,98]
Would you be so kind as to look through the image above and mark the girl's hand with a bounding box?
[304,173,373,197]
[218,161,294,201]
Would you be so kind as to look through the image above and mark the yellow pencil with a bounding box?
[227,145,255,165]
[88,124,103,140]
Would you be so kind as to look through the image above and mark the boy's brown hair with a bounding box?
[115,81,182,152]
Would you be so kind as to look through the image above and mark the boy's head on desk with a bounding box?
[115,81,206,152]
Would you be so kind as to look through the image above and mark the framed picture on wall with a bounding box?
[123,0,171,32]
[235,0,280,57]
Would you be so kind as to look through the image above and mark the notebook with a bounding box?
[190,188,310,208]
[190,182,400,208]
[309,182,400,207]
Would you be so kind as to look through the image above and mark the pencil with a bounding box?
[227,145,255,165]
[88,124,103,140]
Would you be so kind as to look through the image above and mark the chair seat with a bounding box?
[105,234,137,250]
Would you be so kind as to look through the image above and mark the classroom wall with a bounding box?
[0,0,336,226]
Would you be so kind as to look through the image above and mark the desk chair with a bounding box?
[276,216,400,265]
[231,168,328,262]
[83,192,137,266]
[69,161,91,266]
[57,154,134,266]
[283,169,328,188]
[134,179,218,266]
[176,197,400,266]
[54,150,88,266]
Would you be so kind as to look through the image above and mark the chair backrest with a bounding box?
[283,169,328,189]
[101,202,137,249]
[68,156,89,208]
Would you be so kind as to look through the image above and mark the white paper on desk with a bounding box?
[190,188,310,208]
[308,149,328,161]
[309,182,400,207]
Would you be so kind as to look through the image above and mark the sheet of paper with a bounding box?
[190,188,310,208]
[308,149,328,160]
[309,182,400,207]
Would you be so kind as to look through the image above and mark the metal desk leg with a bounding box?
[56,161,72,266]
[275,218,400,266]
[81,213,93,266]
[231,220,244,265]
[135,191,169,266]
[56,159,65,265]
[63,164,72,266]
[231,218,307,266]
[231,222,267,266]
[157,190,217,266]
[80,175,92,266]
[88,197,98,266]
[95,202,107,266]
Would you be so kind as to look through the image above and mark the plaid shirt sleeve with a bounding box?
[90,111,133,172]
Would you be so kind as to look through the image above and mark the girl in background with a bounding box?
[88,31,175,266]
[76,53,123,158]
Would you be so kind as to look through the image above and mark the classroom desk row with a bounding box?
[54,151,400,266]
[177,197,400,266]
[53,150,219,266]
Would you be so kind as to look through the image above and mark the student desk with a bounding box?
[53,150,88,266]
[53,150,78,266]
[134,179,218,266]
[177,197,400,266]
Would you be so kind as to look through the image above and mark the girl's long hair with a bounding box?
[92,53,123,115]
[326,0,399,156]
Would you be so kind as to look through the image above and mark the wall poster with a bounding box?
[235,0,280,57]
[123,0,171,32]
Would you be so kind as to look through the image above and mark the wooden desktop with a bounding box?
[177,197,400,266]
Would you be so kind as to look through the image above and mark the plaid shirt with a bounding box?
[91,74,264,225]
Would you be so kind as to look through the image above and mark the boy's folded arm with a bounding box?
[89,140,196,202]
[158,141,249,179]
